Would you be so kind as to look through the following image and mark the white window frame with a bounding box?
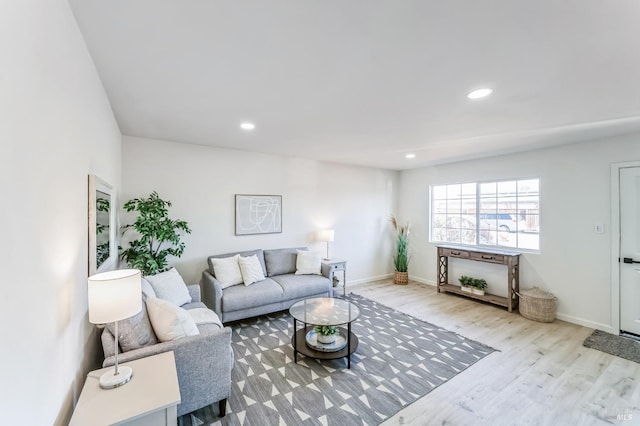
[429,177,540,252]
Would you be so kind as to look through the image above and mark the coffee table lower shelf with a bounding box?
[292,326,359,368]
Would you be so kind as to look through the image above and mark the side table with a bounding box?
[322,258,347,296]
[70,351,181,426]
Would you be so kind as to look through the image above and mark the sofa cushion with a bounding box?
[181,301,208,310]
[146,296,200,342]
[238,254,266,285]
[295,250,322,275]
[106,296,158,352]
[270,273,332,300]
[221,278,284,312]
[145,268,192,306]
[208,249,266,276]
[210,254,243,288]
[264,247,307,277]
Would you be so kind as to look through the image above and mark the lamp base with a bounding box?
[99,366,133,389]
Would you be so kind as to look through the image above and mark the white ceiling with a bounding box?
[69,1,640,170]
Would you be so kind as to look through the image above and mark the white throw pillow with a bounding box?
[295,250,322,275]
[145,268,192,306]
[238,254,266,286]
[146,296,200,342]
[211,255,243,288]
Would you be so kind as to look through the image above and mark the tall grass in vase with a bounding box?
[391,216,410,285]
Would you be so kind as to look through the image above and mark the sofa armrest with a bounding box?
[200,270,223,318]
[321,263,332,279]
[187,284,201,303]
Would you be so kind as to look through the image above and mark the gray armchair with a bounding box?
[100,285,233,417]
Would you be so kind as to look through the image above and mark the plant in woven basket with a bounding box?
[119,191,191,276]
[390,215,410,272]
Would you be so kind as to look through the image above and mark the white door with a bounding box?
[620,166,640,335]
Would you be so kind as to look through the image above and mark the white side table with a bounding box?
[322,258,347,296]
[70,351,181,426]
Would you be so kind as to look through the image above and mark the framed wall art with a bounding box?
[235,194,282,235]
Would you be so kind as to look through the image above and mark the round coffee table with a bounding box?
[289,297,360,369]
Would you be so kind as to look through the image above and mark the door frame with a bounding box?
[610,161,640,334]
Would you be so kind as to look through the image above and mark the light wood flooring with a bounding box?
[350,279,640,426]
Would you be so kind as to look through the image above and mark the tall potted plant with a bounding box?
[391,215,410,285]
[119,191,191,276]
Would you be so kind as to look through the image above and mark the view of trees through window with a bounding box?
[430,179,540,250]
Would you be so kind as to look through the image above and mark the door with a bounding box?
[620,166,640,335]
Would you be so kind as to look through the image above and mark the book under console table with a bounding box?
[437,245,520,312]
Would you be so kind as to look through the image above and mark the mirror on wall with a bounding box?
[88,175,116,275]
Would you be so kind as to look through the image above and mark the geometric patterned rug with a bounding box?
[179,293,496,426]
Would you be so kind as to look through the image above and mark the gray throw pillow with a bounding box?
[264,247,307,277]
[106,296,158,352]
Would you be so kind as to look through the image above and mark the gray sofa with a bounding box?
[200,247,333,323]
[100,285,233,417]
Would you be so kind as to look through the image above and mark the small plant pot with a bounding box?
[317,333,337,344]
[461,285,472,293]
[394,271,409,285]
[471,288,485,296]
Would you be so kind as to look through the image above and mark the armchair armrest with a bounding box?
[200,270,223,318]
[104,327,233,415]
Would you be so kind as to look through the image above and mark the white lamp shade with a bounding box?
[88,269,142,324]
[317,229,335,242]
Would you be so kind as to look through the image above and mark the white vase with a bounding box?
[317,333,336,344]
[461,285,472,293]
[471,287,485,295]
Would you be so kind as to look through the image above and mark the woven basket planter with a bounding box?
[393,271,409,285]
[517,287,557,323]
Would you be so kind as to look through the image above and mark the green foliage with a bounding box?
[313,325,339,336]
[119,191,191,276]
[390,216,410,272]
[459,275,488,289]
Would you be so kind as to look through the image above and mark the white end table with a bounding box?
[70,351,181,426]
[322,258,347,296]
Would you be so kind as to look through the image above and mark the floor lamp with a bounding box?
[88,269,142,389]
[318,229,335,260]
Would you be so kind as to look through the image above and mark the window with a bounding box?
[430,178,539,250]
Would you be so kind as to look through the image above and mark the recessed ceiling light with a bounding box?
[405,153,416,159]
[467,88,493,99]
[240,122,255,130]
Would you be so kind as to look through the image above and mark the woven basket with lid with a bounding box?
[517,287,557,323]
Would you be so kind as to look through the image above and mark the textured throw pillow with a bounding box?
[295,250,322,275]
[106,296,158,352]
[211,254,244,288]
[238,254,266,286]
[145,268,192,306]
[145,296,200,342]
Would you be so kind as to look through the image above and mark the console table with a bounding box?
[437,245,520,312]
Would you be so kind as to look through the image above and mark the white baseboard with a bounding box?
[554,313,613,333]
[347,274,392,287]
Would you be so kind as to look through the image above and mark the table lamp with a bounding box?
[88,269,142,389]
[317,229,335,260]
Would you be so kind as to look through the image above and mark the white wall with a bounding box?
[122,136,398,285]
[399,133,640,331]
[0,1,121,424]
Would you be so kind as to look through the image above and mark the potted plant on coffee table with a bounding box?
[391,215,410,285]
[314,324,340,344]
